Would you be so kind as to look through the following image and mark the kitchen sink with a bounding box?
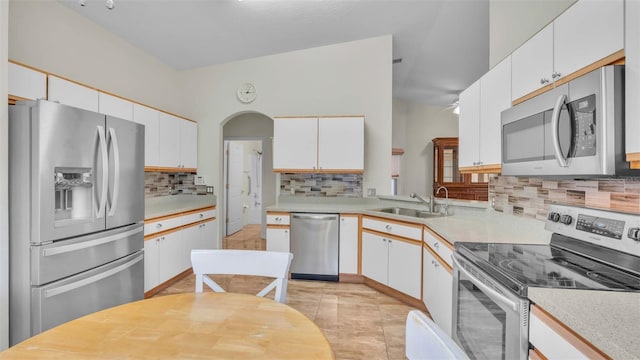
[372,207,441,218]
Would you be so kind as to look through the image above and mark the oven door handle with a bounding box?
[452,256,518,312]
[551,93,569,167]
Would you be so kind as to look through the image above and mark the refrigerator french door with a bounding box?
[9,99,145,345]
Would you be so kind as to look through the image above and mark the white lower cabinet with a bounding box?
[339,215,359,274]
[196,219,217,249]
[144,238,159,292]
[266,228,290,252]
[361,230,421,299]
[422,246,453,336]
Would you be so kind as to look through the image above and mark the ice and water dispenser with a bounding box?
[54,167,93,223]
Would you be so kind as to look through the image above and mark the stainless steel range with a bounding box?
[452,204,640,360]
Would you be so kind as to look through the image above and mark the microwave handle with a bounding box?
[551,94,569,167]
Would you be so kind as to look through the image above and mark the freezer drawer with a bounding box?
[31,223,143,286]
[31,250,144,336]
[290,213,339,281]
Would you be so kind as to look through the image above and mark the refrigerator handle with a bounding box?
[96,126,109,219]
[43,252,143,299]
[107,127,120,217]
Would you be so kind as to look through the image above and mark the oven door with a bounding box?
[452,253,529,360]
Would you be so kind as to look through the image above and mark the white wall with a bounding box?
[1,0,9,350]
[489,0,576,67]
[180,35,393,200]
[393,100,458,197]
[8,0,182,115]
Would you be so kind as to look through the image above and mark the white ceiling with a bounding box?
[59,0,490,106]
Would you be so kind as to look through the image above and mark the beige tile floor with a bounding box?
[156,225,420,360]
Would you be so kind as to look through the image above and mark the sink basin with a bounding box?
[372,207,441,218]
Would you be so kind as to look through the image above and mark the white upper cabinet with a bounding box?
[273,117,319,170]
[98,92,133,121]
[158,112,198,170]
[479,56,512,166]
[180,120,198,169]
[626,0,640,156]
[512,0,623,101]
[553,0,623,80]
[318,116,364,171]
[273,116,364,172]
[511,24,554,101]
[8,62,46,100]
[458,79,481,169]
[158,112,182,168]
[133,104,160,167]
[47,75,99,112]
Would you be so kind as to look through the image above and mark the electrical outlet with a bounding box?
[367,188,376,196]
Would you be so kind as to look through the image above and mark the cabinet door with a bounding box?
[157,231,185,283]
[530,306,596,359]
[458,79,481,168]
[388,239,421,299]
[361,231,388,285]
[266,228,290,252]
[198,219,217,250]
[47,75,99,112]
[133,104,160,167]
[479,56,511,166]
[180,120,198,169]
[339,216,359,274]
[158,112,182,168]
[98,92,133,121]
[422,248,453,336]
[144,239,159,292]
[511,24,554,101]
[553,0,623,81]
[626,0,640,155]
[318,117,364,171]
[273,117,318,170]
[8,62,46,100]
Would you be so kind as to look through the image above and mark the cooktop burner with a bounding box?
[454,204,640,297]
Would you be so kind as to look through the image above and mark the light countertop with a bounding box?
[145,194,216,220]
[267,196,635,358]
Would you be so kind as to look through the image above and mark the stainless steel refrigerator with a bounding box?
[8,99,145,345]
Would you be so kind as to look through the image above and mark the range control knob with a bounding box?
[548,212,560,222]
[559,215,573,225]
[628,227,640,241]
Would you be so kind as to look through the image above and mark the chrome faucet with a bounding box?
[436,186,449,215]
[410,192,435,213]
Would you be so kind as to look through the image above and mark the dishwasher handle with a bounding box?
[292,213,339,221]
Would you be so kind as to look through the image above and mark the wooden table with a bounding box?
[1,293,335,359]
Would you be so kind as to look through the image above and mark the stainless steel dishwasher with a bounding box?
[290,213,339,281]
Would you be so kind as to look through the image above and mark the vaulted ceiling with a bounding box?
[59,0,489,106]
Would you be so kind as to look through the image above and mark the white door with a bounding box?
[247,149,262,225]
[226,141,244,235]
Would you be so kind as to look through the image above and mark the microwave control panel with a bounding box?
[570,94,597,158]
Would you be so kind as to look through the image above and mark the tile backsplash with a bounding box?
[490,176,640,220]
[280,173,363,198]
[145,172,196,198]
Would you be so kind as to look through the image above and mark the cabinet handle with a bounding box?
[432,260,439,268]
[385,225,392,231]
[540,78,550,84]
[551,72,561,79]
[156,223,162,229]
[389,239,393,244]
[284,230,288,234]
[275,217,282,221]
[383,238,387,242]
[434,242,440,249]
[200,214,204,218]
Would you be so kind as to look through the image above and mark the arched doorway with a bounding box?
[221,112,274,247]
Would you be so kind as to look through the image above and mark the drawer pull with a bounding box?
[434,242,440,249]
[385,225,392,230]
[275,217,282,221]
[156,223,162,229]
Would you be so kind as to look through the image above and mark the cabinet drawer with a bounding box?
[423,228,453,267]
[144,216,185,236]
[182,209,216,225]
[362,217,422,241]
[267,213,290,225]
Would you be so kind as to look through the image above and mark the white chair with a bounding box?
[190,249,294,303]
[405,310,469,360]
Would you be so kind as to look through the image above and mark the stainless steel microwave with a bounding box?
[501,65,635,177]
